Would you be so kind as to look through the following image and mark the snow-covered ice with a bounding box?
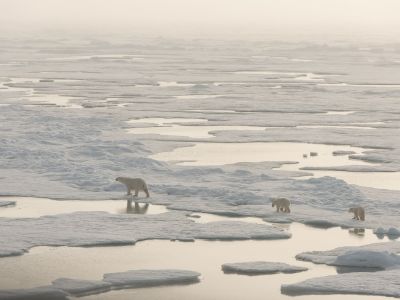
[221,261,308,275]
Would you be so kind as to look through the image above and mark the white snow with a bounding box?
[221,261,307,275]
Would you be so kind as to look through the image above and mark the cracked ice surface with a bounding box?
[0,211,289,257]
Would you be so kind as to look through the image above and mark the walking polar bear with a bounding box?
[349,206,365,221]
[272,198,291,213]
[116,177,150,198]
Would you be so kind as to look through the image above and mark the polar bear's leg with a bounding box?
[144,187,150,198]
[126,186,131,195]
[285,206,291,213]
[134,189,139,197]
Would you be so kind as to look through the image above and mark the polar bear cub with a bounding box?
[272,198,291,213]
[349,207,365,221]
[116,177,150,198]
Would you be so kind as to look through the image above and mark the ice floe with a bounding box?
[295,241,400,266]
[0,286,69,300]
[333,250,400,269]
[52,278,111,297]
[102,269,200,288]
[281,268,400,298]
[0,269,200,299]
[221,261,307,275]
[0,211,289,257]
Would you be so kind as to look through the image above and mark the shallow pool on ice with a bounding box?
[151,142,368,168]
[128,125,267,138]
[150,142,400,190]
[0,197,168,218]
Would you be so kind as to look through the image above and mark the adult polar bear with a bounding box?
[116,177,150,198]
[272,198,291,213]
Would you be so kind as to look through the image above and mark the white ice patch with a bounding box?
[221,261,307,275]
[281,268,400,298]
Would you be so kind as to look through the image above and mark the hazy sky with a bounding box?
[1,0,400,41]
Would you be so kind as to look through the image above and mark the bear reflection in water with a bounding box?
[126,200,149,214]
[348,228,365,237]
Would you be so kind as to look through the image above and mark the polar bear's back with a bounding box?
[117,177,147,189]
[273,198,290,206]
